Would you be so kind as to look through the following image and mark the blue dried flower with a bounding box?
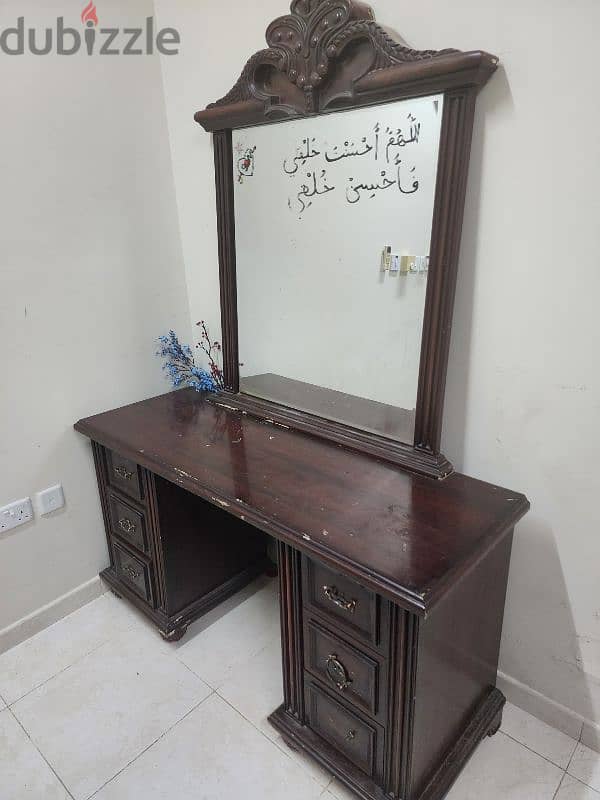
[156,329,222,394]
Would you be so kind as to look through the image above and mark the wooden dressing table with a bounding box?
[77,2,529,797]
[76,389,528,800]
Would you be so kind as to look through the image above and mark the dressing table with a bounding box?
[75,3,529,798]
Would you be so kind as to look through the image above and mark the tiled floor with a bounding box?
[1,578,599,800]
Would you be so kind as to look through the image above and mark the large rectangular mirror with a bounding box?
[233,94,443,445]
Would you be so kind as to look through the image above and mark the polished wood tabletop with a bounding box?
[75,389,529,616]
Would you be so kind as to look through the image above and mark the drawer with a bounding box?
[108,494,149,555]
[113,541,155,606]
[106,449,144,503]
[305,679,384,779]
[304,618,386,722]
[302,556,387,650]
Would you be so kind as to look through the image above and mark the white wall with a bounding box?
[0,0,192,632]
[156,0,600,734]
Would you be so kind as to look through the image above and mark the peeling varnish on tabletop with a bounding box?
[212,497,230,508]
[214,402,242,413]
[174,467,199,482]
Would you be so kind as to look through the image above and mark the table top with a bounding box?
[75,389,529,617]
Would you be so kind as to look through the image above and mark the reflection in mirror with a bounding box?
[234,94,443,445]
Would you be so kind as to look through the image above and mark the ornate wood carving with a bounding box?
[195,0,496,131]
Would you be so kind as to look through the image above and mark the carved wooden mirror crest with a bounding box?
[195,0,498,479]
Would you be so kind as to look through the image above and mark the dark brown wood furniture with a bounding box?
[82,423,269,642]
[75,389,529,800]
[75,2,528,797]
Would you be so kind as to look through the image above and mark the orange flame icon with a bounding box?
[81,1,99,26]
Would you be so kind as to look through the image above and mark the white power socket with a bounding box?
[0,498,34,533]
[36,484,65,516]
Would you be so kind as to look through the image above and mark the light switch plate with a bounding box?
[0,498,34,533]
[36,484,65,516]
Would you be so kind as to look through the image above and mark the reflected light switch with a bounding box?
[380,246,392,272]
[401,255,417,274]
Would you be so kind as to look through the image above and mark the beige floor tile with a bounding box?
[446,731,564,800]
[0,708,70,799]
[502,702,578,768]
[11,627,212,800]
[556,775,600,799]
[0,594,138,704]
[176,579,280,689]
[94,694,326,800]
[569,743,600,793]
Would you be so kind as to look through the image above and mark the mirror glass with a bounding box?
[233,94,443,445]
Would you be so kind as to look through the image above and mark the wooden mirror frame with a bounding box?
[195,0,498,479]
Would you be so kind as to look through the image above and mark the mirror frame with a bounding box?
[195,0,498,479]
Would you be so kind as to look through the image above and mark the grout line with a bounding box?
[499,730,576,772]
[565,736,581,773]
[173,627,281,694]
[6,638,115,709]
[174,656,219,692]
[561,771,600,797]
[86,690,215,800]
[214,692,334,792]
[8,706,76,800]
[4,600,142,709]
[551,771,568,800]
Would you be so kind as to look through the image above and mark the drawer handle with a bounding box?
[114,465,134,481]
[345,729,356,742]
[323,585,356,614]
[326,654,352,691]
[123,564,142,582]
[118,517,137,536]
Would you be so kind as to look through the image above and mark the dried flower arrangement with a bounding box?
[157,321,224,393]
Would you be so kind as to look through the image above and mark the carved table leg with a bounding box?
[487,708,503,737]
[280,734,299,753]
[160,626,188,643]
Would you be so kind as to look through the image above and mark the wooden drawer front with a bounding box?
[304,618,385,722]
[108,495,149,555]
[305,680,383,779]
[113,542,154,606]
[302,556,382,649]
[106,449,144,503]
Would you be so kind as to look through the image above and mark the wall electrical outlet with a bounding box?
[0,498,34,533]
[36,484,65,516]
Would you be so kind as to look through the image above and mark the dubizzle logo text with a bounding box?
[0,3,180,56]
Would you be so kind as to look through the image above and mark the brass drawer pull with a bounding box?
[345,729,356,742]
[123,564,142,582]
[114,465,134,481]
[323,585,356,614]
[326,654,352,691]
[118,517,137,535]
